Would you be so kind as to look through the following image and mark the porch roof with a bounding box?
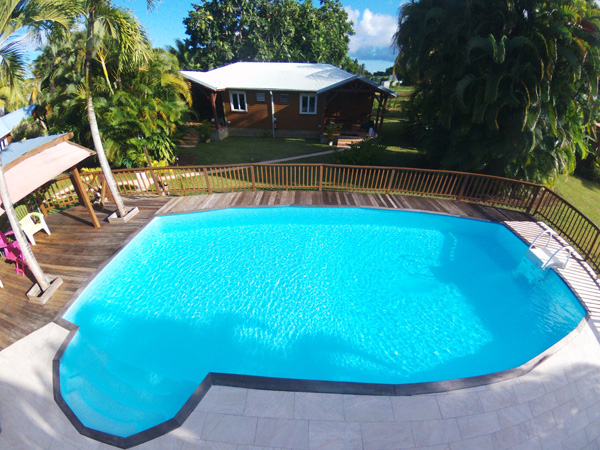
[1,133,94,209]
[181,62,396,96]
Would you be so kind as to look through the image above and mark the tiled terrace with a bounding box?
[0,192,599,449]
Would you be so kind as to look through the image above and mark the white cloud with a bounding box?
[345,7,398,62]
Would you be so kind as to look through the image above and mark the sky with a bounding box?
[118,0,403,73]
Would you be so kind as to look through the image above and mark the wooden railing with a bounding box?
[34,164,600,274]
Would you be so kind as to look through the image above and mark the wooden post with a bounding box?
[378,96,389,135]
[34,191,48,216]
[143,146,164,196]
[203,168,212,194]
[70,168,101,228]
[526,185,544,215]
[210,92,220,130]
[373,95,382,132]
[319,165,323,192]
[250,165,256,191]
[386,170,396,194]
[100,174,115,203]
[531,188,547,216]
[457,175,470,201]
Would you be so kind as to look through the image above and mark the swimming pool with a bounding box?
[58,207,586,439]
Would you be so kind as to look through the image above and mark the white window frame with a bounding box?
[229,91,247,112]
[299,94,317,115]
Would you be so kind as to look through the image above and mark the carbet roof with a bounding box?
[181,62,396,95]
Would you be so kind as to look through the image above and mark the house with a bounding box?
[0,104,37,150]
[181,62,396,142]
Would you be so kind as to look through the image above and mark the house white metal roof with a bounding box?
[181,62,396,95]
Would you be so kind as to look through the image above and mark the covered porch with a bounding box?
[321,77,394,144]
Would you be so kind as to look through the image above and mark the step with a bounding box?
[527,246,571,269]
[60,334,198,437]
[63,376,164,437]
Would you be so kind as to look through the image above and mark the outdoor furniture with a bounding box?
[0,230,27,276]
[15,205,51,245]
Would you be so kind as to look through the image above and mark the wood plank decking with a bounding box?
[1,191,598,351]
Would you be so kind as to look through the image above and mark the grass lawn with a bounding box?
[553,174,600,226]
[177,136,330,165]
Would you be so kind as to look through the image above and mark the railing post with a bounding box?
[457,174,470,201]
[526,185,544,215]
[203,168,212,195]
[386,170,396,194]
[319,165,323,192]
[584,230,600,263]
[250,165,256,192]
[531,187,547,216]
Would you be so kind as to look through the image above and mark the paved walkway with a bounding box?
[260,147,341,164]
[1,318,599,449]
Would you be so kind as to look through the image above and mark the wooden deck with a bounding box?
[1,191,598,351]
[0,197,170,350]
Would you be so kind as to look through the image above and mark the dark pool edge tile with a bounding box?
[51,313,589,449]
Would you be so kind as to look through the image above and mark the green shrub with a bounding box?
[198,120,212,141]
[10,118,47,141]
[334,138,385,166]
[324,123,342,142]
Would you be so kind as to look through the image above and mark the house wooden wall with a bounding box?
[223,90,325,132]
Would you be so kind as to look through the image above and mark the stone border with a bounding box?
[51,204,593,448]
[52,316,588,449]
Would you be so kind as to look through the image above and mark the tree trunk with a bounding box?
[85,16,128,218]
[86,96,127,217]
[0,156,50,291]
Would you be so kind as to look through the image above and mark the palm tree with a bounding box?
[80,0,155,218]
[0,154,50,291]
[101,49,191,167]
[0,0,72,295]
[1,0,73,88]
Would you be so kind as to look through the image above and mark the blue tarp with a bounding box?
[0,104,37,139]
[1,134,67,167]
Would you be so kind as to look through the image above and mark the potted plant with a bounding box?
[324,122,341,145]
[198,120,212,143]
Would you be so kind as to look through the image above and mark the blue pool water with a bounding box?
[60,207,586,437]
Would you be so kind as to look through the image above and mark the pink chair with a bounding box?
[0,231,28,276]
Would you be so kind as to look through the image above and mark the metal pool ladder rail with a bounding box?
[527,229,574,270]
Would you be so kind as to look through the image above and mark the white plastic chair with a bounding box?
[15,205,51,245]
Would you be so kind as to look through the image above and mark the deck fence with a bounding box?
[34,164,600,274]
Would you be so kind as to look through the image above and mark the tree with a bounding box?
[99,49,191,167]
[1,0,73,89]
[183,0,363,73]
[395,0,600,184]
[79,0,155,218]
[0,0,72,295]
[35,36,191,168]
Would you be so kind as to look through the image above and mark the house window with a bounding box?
[280,93,289,103]
[230,91,247,112]
[256,92,266,102]
[300,94,317,114]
